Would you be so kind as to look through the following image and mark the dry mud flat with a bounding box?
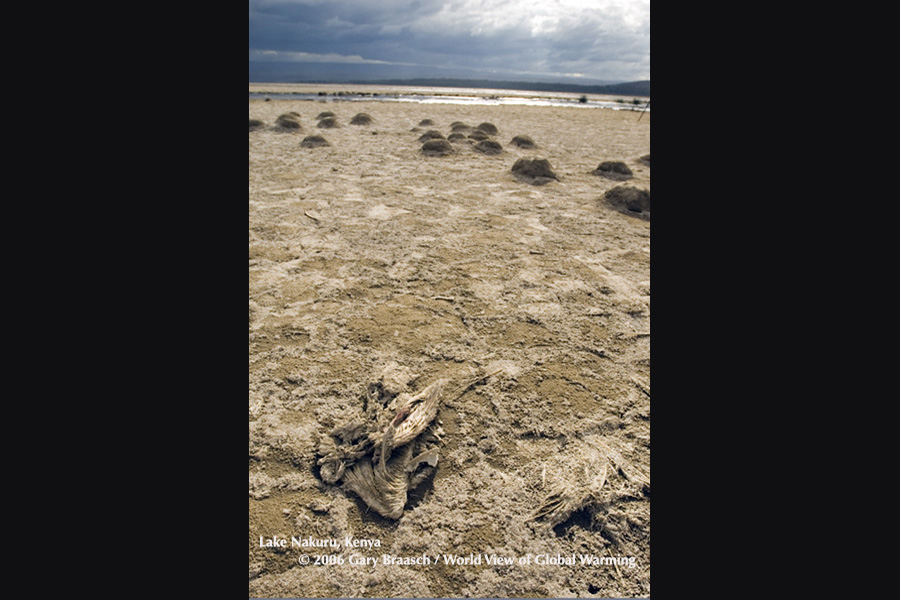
[249,98,650,598]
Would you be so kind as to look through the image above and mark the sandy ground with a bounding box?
[249,92,650,598]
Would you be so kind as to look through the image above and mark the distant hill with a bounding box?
[358,78,650,97]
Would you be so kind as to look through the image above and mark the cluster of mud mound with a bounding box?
[416,119,554,185]
[250,110,650,218]
[592,157,650,219]
[415,120,542,158]
[415,121,506,156]
[250,110,375,149]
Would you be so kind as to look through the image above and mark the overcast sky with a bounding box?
[249,0,650,84]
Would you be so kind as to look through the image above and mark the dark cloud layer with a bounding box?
[249,0,649,83]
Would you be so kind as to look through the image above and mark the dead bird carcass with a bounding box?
[531,433,650,534]
[315,377,446,519]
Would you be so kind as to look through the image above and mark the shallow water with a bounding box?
[248,89,648,112]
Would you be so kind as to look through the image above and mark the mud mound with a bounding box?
[640,154,650,166]
[474,139,503,155]
[417,130,445,142]
[450,122,473,133]
[418,119,435,126]
[316,111,335,120]
[447,132,467,142]
[300,135,330,148]
[274,113,302,130]
[468,130,490,141]
[592,161,634,181]
[420,139,455,156]
[249,119,265,131]
[350,113,373,125]
[511,157,559,185]
[476,122,499,135]
[510,135,536,149]
[275,119,302,131]
[317,117,340,129]
[604,186,650,220]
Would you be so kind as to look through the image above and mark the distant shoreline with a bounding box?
[248,83,650,111]
[248,78,650,98]
[248,84,648,112]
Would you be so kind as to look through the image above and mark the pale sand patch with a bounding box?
[366,203,413,220]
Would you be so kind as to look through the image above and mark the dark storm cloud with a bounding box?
[249,0,649,82]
